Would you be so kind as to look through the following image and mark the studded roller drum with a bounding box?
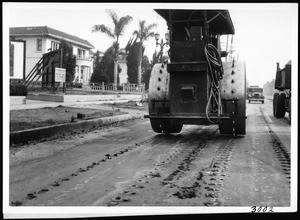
[219,60,246,135]
[148,63,170,112]
[148,63,183,134]
[148,63,170,133]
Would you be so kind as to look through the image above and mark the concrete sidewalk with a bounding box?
[10,99,137,110]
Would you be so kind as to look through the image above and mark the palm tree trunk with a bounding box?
[137,60,142,86]
[137,45,143,86]
[113,60,118,90]
[114,40,119,91]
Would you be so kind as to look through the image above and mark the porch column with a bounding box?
[78,65,82,83]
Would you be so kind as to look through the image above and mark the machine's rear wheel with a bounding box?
[150,119,163,133]
[219,61,246,135]
[162,121,183,135]
[273,93,279,116]
[274,93,286,118]
[150,119,183,134]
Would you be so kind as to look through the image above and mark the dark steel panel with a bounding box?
[169,71,210,114]
[145,113,230,125]
[167,62,207,72]
[170,41,206,62]
[275,64,291,90]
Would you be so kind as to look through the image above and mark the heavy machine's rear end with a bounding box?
[273,61,291,124]
[145,9,247,135]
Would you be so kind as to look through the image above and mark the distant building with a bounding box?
[92,50,128,85]
[118,53,128,84]
[9,26,94,85]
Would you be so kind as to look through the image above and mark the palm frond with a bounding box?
[133,20,158,43]
[132,30,140,38]
[144,23,157,33]
[145,32,156,40]
[139,20,146,32]
[106,9,118,27]
[92,25,115,39]
[116,15,133,36]
[120,16,133,27]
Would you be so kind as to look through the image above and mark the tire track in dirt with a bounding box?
[99,126,215,206]
[164,135,235,206]
[10,132,177,206]
[102,126,237,206]
[200,138,235,206]
[260,107,291,187]
[268,130,291,186]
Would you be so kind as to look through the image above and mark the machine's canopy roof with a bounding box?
[155,9,235,35]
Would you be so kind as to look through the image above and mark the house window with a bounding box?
[37,39,42,51]
[51,41,60,51]
[77,48,86,58]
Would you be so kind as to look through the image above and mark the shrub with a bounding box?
[10,83,28,96]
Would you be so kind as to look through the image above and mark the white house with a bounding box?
[9,26,94,85]
[118,53,128,84]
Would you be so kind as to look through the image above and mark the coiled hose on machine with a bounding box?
[204,44,224,124]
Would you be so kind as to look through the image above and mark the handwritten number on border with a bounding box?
[251,206,274,213]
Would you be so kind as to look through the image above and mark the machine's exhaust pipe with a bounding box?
[276,62,280,71]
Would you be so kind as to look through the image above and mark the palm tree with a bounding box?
[92,10,132,89]
[132,20,157,86]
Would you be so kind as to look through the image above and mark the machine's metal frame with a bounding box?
[145,9,247,135]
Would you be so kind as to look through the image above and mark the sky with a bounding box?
[4,2,298,87]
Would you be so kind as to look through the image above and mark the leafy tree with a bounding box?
[90,50,105,83]
[125,37,143,84]
[92,10,132,87]
[142,51,160,90]
[91,46,121,84]
[132,20,157,85]
[152,50,160,65]
[141,55,151,88]
[60,40,76,83]
[142,55,151,74]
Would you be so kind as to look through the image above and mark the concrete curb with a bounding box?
[10,113,138,145]
[10,96,26,105]
[27,93,144,103]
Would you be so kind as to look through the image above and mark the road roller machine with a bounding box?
[145,9,247,135]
